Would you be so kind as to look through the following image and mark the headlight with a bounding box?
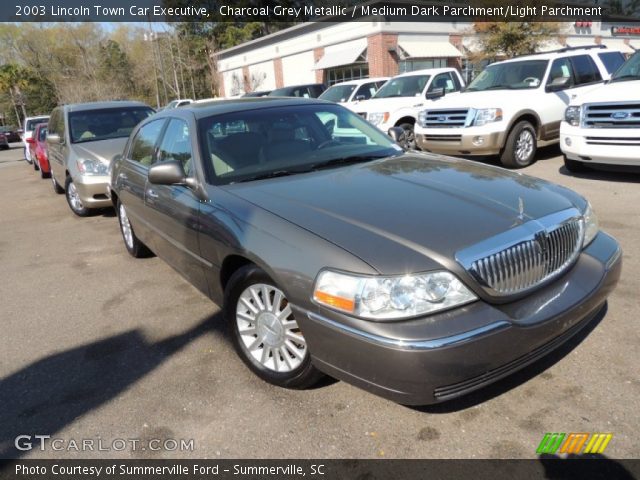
[417,110,427,128]
[472,108,502,126]
[77,158,108,176]
[583,202,599,247]
[565,106,581,127]
[313,270,477,320]
[368,112,390,126]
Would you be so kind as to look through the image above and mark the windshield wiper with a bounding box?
[610,74,640,83]
[309,155,387,171]
[482,84,514,90]
[235,168,311,183]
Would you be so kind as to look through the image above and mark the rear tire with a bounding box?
[64,176,91,217]
[563,155,588,173]
[117,200,152,258]
[500,121,537,168]
[33,157,39,171]
[40,165,50,179]
[225,265,324,389]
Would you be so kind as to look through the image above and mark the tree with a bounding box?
[472,22,562,60]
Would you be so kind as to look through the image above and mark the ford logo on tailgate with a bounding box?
[611,111,630,119]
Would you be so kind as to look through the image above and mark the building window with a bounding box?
[399,58,448,73]
[326,64,369,86]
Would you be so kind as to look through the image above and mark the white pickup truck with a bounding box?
[561,50,640,172]
[353,68,465,149]
[414,46,626,168]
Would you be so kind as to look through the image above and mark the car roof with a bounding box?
[161,97,332,119]
[327,77,390,87]
[394,68,456,78]
[61,100,151,113]
[496,47,623,65]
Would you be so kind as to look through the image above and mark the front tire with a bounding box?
[500,121,537,168]
[563,155,588,173]
[33,157,39,171]
[64,176,91,217]
[225,265,324,389]
[117,200,152,258]
[397,122,417,150]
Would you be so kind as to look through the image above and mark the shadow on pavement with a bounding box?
[0,313,222,459]
[538,453,637,479]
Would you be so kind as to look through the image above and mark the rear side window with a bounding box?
[598,51,625,74]
[570,55,602,85]
[38,126,47,141]
[128,119,165,167]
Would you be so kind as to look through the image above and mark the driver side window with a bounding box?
[427,73,459,95]
[156,118,193,176]
[547,58,575,89]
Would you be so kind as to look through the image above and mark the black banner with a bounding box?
[1,460,639,480]
[6,0,640,23]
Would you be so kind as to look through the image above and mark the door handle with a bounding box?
[147,189,159,199]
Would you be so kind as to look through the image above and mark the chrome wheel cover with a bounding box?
[236,283,307,373]
[515,129,534,163]
[67,181,84,212]
[118,204,134,250]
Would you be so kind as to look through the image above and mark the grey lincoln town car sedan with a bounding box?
[109,98,621,405]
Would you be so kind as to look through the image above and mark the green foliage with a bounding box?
[473,22,562,59]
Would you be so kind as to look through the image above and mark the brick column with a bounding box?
[448,34,463,71]
[242,66,250,93]
[217,72,225,98]
[313,47,325,84]
[273,58,284,88]
[367,33,399,77]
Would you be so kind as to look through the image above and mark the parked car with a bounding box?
[47,101,154,216]
[319,77,389,109]
[0,126,21,142]
[353,68,465,149]
[243,91,272,97]
[415,46,626,168]
[22,115,49,163]
[268,83,326,98]
[0,132,9,150]
[109,97,620,405]
[31,122,50,178]
[561,50,640,172]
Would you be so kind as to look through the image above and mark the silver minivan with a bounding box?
[47,101,154,216]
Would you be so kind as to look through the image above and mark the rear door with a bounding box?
[117,118,167,244]
[46,109,65,181]
[143,116,209,294]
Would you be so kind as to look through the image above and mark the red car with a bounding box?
[31,123,50,178]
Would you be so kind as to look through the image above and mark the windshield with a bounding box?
[69,107,154,144]
[611,52,640,82]
[466,60,549,91]
[373,75,430,98]
[319,84,357,103]
[199,104,400,185]
[26,118,48,131]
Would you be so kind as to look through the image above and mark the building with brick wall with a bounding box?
[215,21,639,97]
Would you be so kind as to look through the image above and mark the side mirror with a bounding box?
[355,95,366,101]
[546,76,570,92]
[426,88,445,100]
[149,160,188,186]
[388,126,406,145]
[47,133,64,145]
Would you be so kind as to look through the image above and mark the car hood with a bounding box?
[225,153,584,275]
[426,89,545,109]
[571,80,640,106]
[354,96,430,114]
[71,137,128,165]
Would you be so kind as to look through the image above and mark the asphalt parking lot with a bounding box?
[0,143,638,459]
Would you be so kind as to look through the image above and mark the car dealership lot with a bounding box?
[0,143,638,459]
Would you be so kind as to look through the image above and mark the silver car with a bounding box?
[47,101,154,216]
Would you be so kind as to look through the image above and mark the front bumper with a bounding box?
[297,232,621,405]
[561,124,640,166]
[73,175,112,209]
[415,124,506,156]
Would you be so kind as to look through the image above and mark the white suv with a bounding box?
[353,68,465,149]
[415,46,626,168]
[319,77,389,109]
[561,51,640,172]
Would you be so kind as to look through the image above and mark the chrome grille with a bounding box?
[422,108,470,128]
[583,102,640,128]
[585,136,640,146]
[456,210,584,297]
